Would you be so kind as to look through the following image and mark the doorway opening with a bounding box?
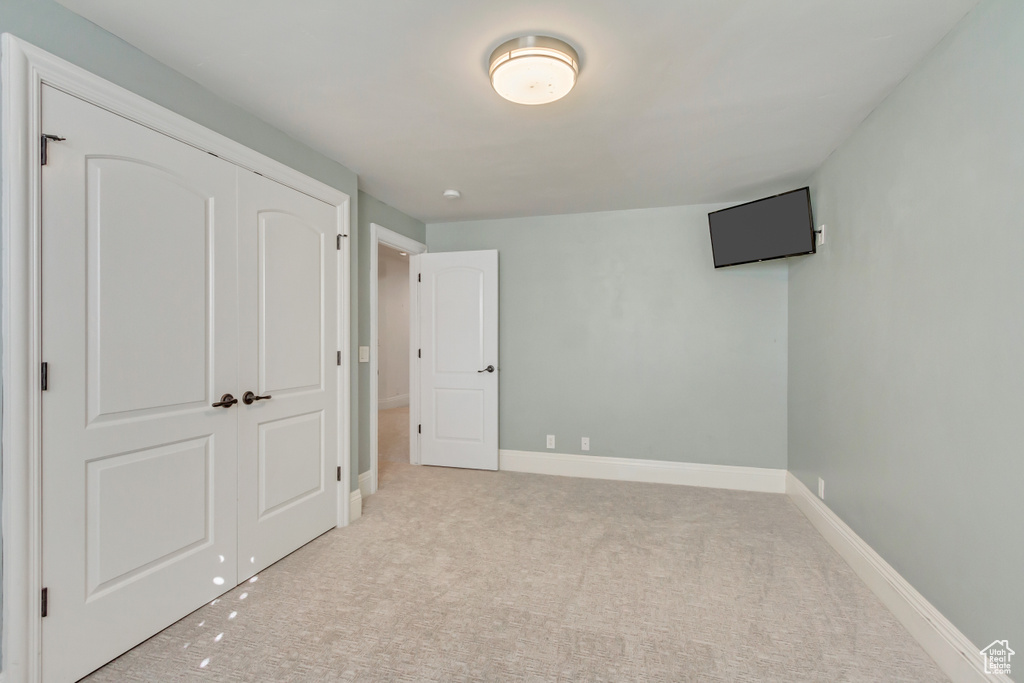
[376,244,410,483]
[367,224,426,497]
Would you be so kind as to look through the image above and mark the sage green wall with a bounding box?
[357,191,425,483]
[789,0,1022,654]
[0,0,360,660]
[428,205,788,468]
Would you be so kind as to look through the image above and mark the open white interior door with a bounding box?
[416,250,499,470]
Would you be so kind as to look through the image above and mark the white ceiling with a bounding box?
[56,0,978,223]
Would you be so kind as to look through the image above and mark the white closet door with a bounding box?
[417,250,499,470]
[236,172,339,580]
[40,85,240,683]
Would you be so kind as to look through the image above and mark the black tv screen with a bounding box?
[708,187,815,268]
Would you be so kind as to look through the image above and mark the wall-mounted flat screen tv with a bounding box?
[708,187,815,268]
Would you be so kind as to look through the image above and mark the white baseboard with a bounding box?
[378,393,409,410]
[498,450,786,494]
[358,470,373,499]
[349,488,362,522]
[786,473,1004,683]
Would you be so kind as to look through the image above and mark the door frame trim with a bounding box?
[369,223,426,493]
[0,35,352,681]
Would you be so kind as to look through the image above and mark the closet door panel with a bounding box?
[40,85,239,683]
[259,210,323,392]
[85,158,210,418]
[237,172,339,580]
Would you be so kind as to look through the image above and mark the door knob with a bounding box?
[477,365,495,373]
[242,391,272,405]
[212,393,238,408]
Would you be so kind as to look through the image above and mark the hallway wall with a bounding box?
[377,246,410,408]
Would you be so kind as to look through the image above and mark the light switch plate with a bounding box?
[359,346,370,363]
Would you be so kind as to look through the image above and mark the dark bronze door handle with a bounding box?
[212,393,238,408]
[242,391,272,405]
[478,365,495,373]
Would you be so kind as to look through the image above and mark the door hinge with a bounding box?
[418,273,421,283]
[41,134,66,166]
[337,234,348,250]
[41,588,48,617]
[41,362,48,391]
[418,348,421,359]
[418,424,421,434]
[337,466,342,482]
[337,350,342,366]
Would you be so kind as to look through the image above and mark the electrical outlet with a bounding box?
[546,435,555,449]
[817,224,827,246]
[581,437,590,451]
[818,477,825,500]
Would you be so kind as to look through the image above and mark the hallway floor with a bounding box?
[378,405,410,475]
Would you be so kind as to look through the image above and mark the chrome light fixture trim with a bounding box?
[488,35,580,105]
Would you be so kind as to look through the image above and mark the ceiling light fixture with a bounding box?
[443,189,462,200]
[488,35,579,105]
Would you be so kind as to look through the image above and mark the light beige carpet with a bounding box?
[86,408,946,682]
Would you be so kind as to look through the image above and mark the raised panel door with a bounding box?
[236,172,339,580]
[40,85,239,683]
[417,251,499,470]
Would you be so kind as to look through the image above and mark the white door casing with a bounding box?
[40,85,241,683]
[236,172,339,580]
[417,250,499,470]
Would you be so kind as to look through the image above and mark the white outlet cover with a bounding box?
[817,224,826,246]
[581,437,590,451]
[818,477,825,499]
[546,435,555,449]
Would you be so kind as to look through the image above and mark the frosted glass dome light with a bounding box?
[489,36,580,105]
